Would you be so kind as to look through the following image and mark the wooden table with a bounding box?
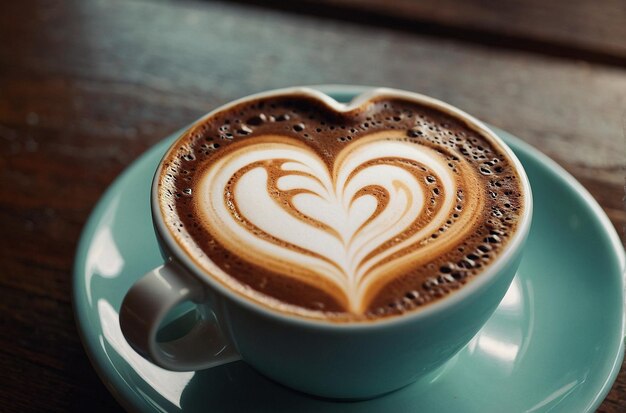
[1,0,624,411]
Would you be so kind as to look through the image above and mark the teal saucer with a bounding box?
[73,87,625,413]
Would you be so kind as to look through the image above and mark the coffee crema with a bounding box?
[159,90,524,322]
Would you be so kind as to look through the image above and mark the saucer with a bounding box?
[73,86,625,413]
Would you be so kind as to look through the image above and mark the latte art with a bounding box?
[160,90,524,321]
[196,133,481,313]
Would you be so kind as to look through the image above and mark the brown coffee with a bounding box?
[158,90,524,322]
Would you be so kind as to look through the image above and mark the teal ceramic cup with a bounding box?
[119,87,533,399]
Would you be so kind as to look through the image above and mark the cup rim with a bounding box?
[151,85,533,330]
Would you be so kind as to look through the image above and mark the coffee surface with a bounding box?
[159,91,524,321]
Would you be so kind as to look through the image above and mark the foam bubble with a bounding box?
[246,114,267,125]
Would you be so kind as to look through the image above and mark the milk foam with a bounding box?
[160,90,525,320]
[195,132,477,313]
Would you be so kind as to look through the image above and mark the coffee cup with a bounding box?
[120,87,532,399]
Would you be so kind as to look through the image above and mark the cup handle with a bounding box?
[120,262,241,371]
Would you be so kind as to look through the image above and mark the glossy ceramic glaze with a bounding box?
[73,86,625,412]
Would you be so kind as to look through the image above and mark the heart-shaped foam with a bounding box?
[196,131,482,313]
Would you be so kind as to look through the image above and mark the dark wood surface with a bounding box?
[237,0,626,66]
[0,0,624,411]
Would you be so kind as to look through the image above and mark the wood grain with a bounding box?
[225,0,626,67]
[0,0,624,411]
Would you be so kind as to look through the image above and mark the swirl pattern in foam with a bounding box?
[159,90,524,321]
